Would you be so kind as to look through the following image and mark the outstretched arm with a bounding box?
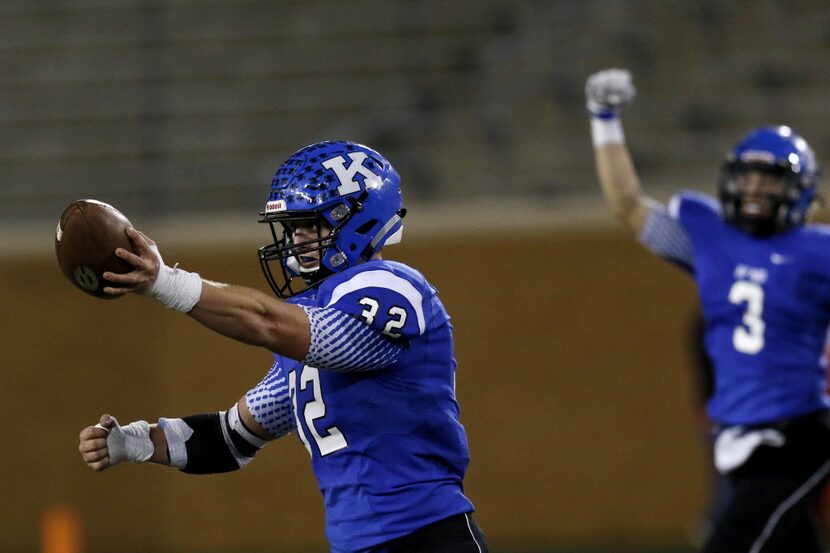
[586,69,652,234]
[189,281,310,360]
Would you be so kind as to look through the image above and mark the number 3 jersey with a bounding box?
[245,259,474,552]
[640,191,830,426]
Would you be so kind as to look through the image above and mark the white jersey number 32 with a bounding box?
[728,280,765,355]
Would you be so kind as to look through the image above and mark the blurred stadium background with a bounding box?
[2,1,830,552]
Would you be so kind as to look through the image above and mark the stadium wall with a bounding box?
[0,228,705,553]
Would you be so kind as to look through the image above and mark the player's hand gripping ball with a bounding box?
[55,199,134,299]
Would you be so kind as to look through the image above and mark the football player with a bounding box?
[77,141,488,553]
[586,69,830,553]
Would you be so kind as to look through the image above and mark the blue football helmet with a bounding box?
[258,141,405,298]
[718,125,819,235]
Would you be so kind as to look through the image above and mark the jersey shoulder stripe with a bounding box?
[324,268,427,335]
[673,190,720,217]
[670,191,724,239]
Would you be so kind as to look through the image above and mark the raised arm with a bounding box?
[586,69,651,235]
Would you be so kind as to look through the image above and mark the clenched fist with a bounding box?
[586,69,636,116]
[78,414,154,471]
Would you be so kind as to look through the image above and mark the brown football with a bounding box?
[55,199,135,299]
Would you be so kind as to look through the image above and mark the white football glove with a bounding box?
[585,69,636,116]
[96,417,154,466]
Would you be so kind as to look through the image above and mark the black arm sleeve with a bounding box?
[180,413,241,474]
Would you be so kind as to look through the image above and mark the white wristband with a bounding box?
[150,264,203,313]
[591,116,625,148]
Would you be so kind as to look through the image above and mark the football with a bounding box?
[55,199,135,299]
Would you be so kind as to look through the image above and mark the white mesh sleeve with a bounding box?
[638,199,695,271]
[301,306,405,372]
[245,363,295,439]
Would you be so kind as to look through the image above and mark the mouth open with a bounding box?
[743,203,763,215]
[740,198,773,217]
[298,255,320,271]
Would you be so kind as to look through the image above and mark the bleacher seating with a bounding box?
[1,0,829,224]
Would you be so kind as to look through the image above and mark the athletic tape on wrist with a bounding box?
[590,116,625,148]
[158,417,194,469]
[150,264,203,313]
[103,420,154,465]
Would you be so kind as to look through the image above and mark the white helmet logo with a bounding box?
[322,152,382,196]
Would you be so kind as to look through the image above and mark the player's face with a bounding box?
[736,170,786,219]
[287,220,332,272]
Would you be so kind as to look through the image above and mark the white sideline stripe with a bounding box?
[325,270,425,335]
[464,513,483,553]
[749,460,830,553]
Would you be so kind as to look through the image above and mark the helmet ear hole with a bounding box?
[355,219,378,235]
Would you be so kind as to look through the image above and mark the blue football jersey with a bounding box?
[275,259,474,552]
[670,192,830,425]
